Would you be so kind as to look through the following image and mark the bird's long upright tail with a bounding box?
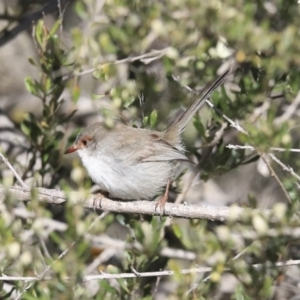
[167,68,230,137]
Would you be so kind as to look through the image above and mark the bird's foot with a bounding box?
[155,179,171,219]
[92,191,108,211]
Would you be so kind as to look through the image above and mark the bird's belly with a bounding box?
[79,153,173,200]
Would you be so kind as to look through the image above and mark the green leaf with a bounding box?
[150,217,162,251]
[71,86,81,103]
[91,93,106,100]
[116,215,126,227]
[172,224,182,239]
[71,28,83,48]
[74,1,88,19]
[150,110,157,128]
[28,57,36,66]
[0,286,15,299]
[49,20,61,38]
[92,69,101,79]
[124,96,135,108]
[142,116,148,127]
[42,152,50,163]
[117,278,131,294]
[35,20,46,49]
[99,280,118,295]
[20,122,30,136]
[59,110,77,124]
[24,77,36,95]
[44,78,52,92]
[193,119,205,136]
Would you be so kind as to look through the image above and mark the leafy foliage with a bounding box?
[0,0,300,299]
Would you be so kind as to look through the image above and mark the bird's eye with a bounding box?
[82,140,87,146]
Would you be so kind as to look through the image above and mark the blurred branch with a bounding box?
[0,15,19,21]
[160,247,196,260]
[15,211,109,300]
[204,99,248,135]
[77,48,170,75]
[227,145,300,182]
[260,153,292,203]
[0,185,291,222]
[0,152,29,189]
[268,153,300,182]
[274,91,300,125]
[2,259,300,282]
[61,47,171,80]
[0,1,58,47]
[87,233,197,261]
[227,144,300,153]
[233,227,300,240]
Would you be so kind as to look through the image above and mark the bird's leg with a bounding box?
[92,190,108,211]
[155,179,171,217]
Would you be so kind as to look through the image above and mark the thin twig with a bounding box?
[227,144,300,193]
[173,73,299,183]
[274,91,300,125]
[198,238,259,286]
[204,99,249,135]
[227,144,300,153]
[70,48,170,78]
[268,153,300,182]
[152,272,162,297]
[0,152,29,189]
[1,259,300,283]
[231,227,300,240]
[259,153,292,203]
[57,0,63,40]
[172,74,294,202]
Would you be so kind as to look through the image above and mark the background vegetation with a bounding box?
[1,0,300,299]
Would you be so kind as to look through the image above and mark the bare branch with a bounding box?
[71,48,170,78]
[160,247,196,260]
[260,153,292,203]
[227,144,300,153]
[233,227,300,240]
[0,185,277,222]
[227,144,300,194]
[268,153,300,182]
[204,99,249,135]
[2,260,300,283]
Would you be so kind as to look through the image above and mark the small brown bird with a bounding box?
[65,69,229,210]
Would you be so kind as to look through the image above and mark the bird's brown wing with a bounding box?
[138,133,188,163]
[107,126,188,164]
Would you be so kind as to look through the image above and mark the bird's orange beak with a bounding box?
[65,145,78,154]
